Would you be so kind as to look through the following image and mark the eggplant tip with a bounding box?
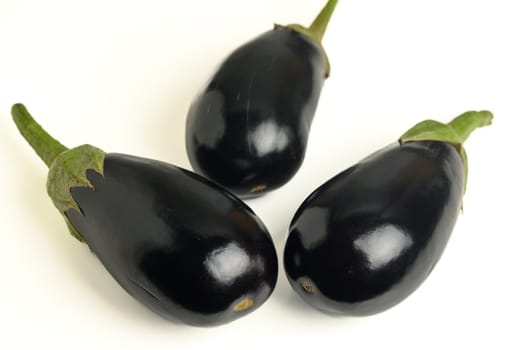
[233,298,254,312]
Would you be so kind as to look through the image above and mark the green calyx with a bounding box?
[12,103,105,242]
[279,0,338,77]
[47,145,105,241]
[400,110,493,193]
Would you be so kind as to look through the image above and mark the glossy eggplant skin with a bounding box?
[186,27,327,197]
[284,141,464,316]
[66,154,278,326]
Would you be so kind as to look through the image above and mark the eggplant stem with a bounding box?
[448,111,493,144]
[309,0,339,43]
[12,103,68,167]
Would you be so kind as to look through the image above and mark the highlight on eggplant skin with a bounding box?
[185,0,338,198]
[283,111,492,316]
[12,103,278,327]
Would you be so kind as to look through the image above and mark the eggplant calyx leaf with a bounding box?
[277,0,338,78]
[47,145,105,242]
[399,110,493,194]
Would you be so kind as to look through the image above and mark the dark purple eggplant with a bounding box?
[283,111,492,315]
[186,0,338,198]
[12,103,278,327]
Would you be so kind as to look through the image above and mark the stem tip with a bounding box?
[11,103,68,167]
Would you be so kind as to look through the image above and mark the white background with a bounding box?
[1,0,525,349]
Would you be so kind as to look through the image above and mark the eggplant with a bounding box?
[283,111,492,315]
[12,104,278,327]
[186,0,338,197]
